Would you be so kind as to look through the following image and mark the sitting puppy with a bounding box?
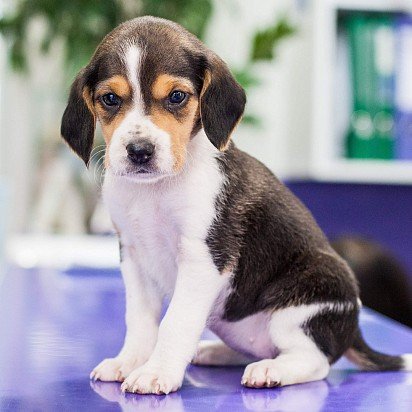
[61,16,411,395]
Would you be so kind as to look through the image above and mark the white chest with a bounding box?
[110,192,181,293]
[102,183,176,296]
[102,138,224,294]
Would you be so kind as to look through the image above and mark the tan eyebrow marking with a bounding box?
[92,77,132,150]
[95,75,131,98]
[151,74,195,100]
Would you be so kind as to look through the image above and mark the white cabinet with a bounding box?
[309,0,412,184]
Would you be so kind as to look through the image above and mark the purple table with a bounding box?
[1,266,412,411]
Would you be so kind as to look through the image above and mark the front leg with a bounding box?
[91,243,162,382]
[121,239,228,394]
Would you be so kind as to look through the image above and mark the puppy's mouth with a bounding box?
[121,163,155,176]
[122,169,155,177]
[106,160,173,182]
[114,166,172,182]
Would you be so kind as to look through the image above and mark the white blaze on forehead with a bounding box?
[123,44,144,114]
[107,43,178,177]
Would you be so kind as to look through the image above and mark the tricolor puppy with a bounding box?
[61,16,412,395]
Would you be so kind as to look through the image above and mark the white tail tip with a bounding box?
[402,354,412,371]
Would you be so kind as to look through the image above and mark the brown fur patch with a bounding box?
[150,74,199,172]
[92,75,133,163]
[82,87,96,122]
[200,70,212,99]
[93,105,127,168]
[96,109,127,143]
[152,74,195,100]
[151,101,198,172]
[95,75,131,98]
[92,77,133,167]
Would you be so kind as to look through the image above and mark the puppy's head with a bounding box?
[61,16,246,182]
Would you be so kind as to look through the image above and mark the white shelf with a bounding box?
[333,0,412,13]
[311,159,412,184]
[309,0,412,185]
[6,234,119,269]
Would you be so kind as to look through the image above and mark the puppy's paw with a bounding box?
[241,360,281,388]
[120,364,183,395]
[192,340,229,366]
[192,340,252,366]
[90,356,141,382]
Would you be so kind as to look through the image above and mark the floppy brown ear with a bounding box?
[200,56,246,150]
[61,67,96,165]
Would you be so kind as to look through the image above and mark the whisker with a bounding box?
[89,145,106,157]
[89,149,106,162]
[91,153,106,189]
[87,150,106,168]
[89,145,106,158]
[94,157,106,183]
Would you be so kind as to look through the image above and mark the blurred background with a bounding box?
[0,0,412,326]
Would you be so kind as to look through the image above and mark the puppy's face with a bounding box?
[61,17,246,182]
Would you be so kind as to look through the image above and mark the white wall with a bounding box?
[0,18,65,233]
[206,0,314,178]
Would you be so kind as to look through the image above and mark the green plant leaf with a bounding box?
[241,114,262,127]
[250,17,296,62]
[232,67,261,90]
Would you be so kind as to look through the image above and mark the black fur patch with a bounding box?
[60,66,97,165]
[60,53,127,165]
[206,143,359,321]
[200,57,246,149]
[303,307,358,363]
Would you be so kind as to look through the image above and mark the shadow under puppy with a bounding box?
[60,16,412,395]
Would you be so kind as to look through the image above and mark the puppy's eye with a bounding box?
[168,90,186,105]
[101,93,121,107]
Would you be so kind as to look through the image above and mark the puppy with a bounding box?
[61,16,412,395]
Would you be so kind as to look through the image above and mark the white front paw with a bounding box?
[241,360,281,388]
[90,356,142,382]
[120,363,183,395]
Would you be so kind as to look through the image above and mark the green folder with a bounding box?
[345,14,395,160]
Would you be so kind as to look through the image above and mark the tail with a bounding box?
[345,327,412,371]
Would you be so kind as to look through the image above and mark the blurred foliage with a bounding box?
[250,17,295,62]
[232,67,261,90]
[0,0,295,126]
[238,17,296,125]
[0,0,212,73]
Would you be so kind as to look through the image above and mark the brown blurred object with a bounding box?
[332,236,412,328]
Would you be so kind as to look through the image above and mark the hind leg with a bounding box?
[242,304,333,388]
[192,340,255,366]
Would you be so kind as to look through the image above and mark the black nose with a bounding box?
[126,142,155,165]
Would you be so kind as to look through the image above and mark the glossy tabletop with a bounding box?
[0,266,412,411]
